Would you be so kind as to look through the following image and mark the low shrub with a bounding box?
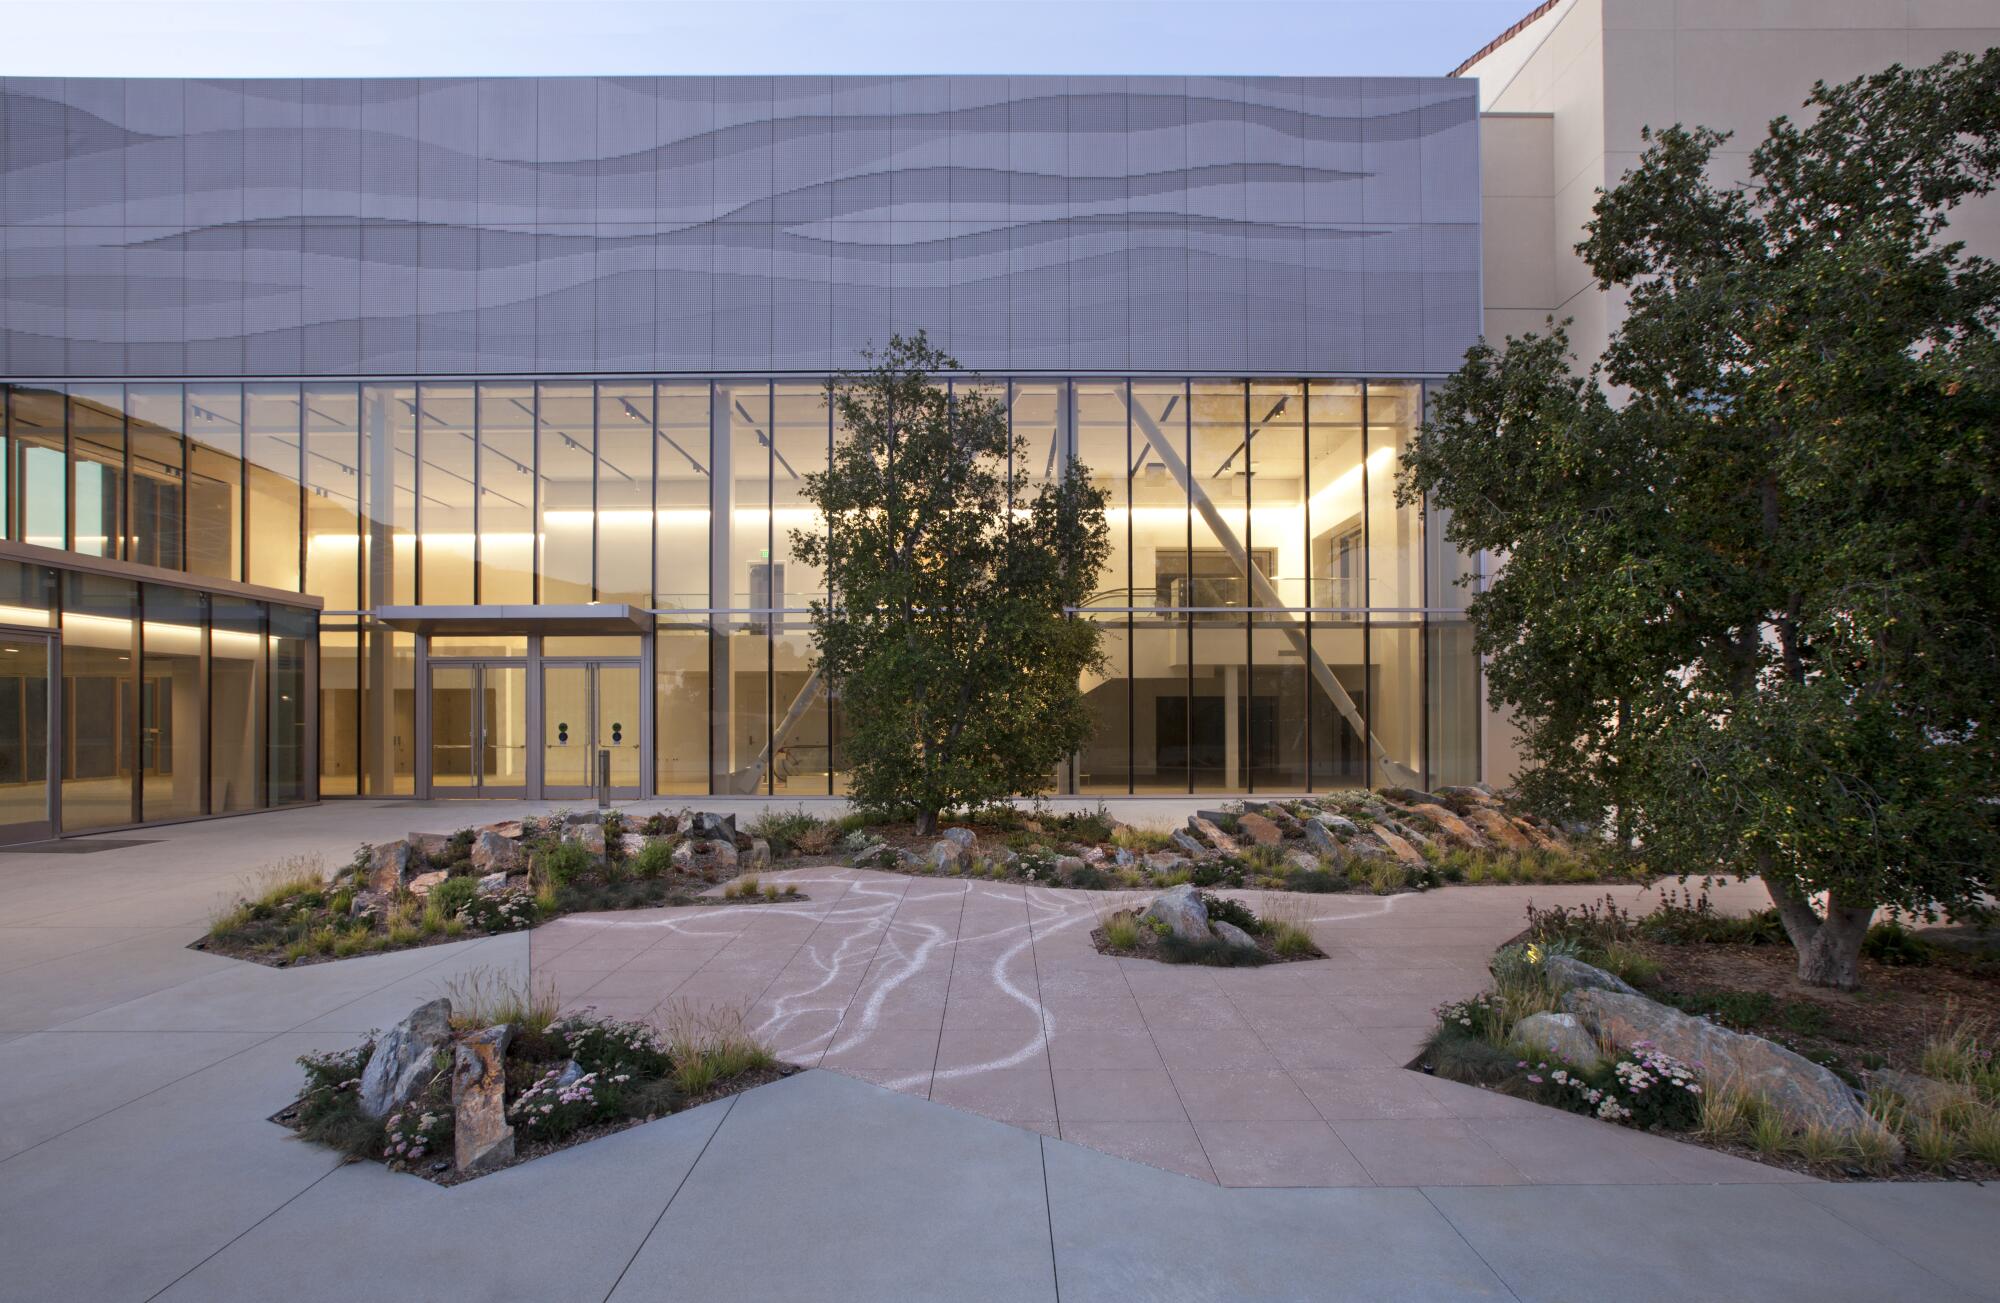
[1156,932,1271,966]
[458,888,537,933]
[537,841,596,888]
[1201,892,1263,935]
[630,839,676,878]
[1597,939,1661,986]
[291,1041,385,1159]
[747,806,830,857]
[1100,909,1142,950]
[1861,919,1934,967]
[1111,825,1173,853]
[428,875,478,920]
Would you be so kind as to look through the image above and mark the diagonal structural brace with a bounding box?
[1127,398,1420,789]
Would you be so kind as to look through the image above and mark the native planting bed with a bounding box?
[751,784,1649,896]
[1093,885,1326,966]
[1419,891,2000,1180]
[276,970,788,1185]
[199,810,803,967]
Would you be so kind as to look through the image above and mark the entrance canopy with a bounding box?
[372,604,651,637]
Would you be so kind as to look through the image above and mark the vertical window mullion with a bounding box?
[1360,381,1372,790]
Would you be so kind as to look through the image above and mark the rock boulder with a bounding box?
[1211,919,1260,950]
[452,1024,514,1174]
[1462,807,1531,851]
[942,827,977,850]
[1142,883,1210,942]
[470,829,520,875]
[1188,816,1239,854]
[358,998,453,1119]
[1512,1011,1603,1068]
[1234,812,1283,847]
[1542,954,1640,997]
[1565,989,1888,1141]
[367,841,416,894]
[563,821,607,857]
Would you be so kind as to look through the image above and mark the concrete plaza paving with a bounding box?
[0,798,1995,1302]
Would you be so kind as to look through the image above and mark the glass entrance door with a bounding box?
[540,660,640,799]
[428,662,527,796]
[0,634,53,843]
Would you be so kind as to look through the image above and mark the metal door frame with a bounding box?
[421,658,529,798]
[0,626,57,844]
[537,657,642,801]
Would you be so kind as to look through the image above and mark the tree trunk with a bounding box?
[915,809,939,837]
[1764,875,1873,991]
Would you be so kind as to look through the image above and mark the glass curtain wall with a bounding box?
[3,375,1479,800]
[140,584,206,822]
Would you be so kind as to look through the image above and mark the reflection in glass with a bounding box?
[1369,618,1422,788]
[62,571,136,830]
[127,384,185,571]
[71,386,125,559]
[418,384,476,605]
[10,387,67,552]
[211,594,265,812]
[0,634,50,834]
[655,383,710,611]
[538,382,594,604]
[269,604,313,804]
[655,625,708,794]
[319,628,360,796]
[1427,619,1480,789]
[246,385,303,591]
[1366,381,1423,609]
[142,585,206,821]
[476,383,535,604]
[186,384,243,581]
[303,384,359,611]
[597,383,653,606]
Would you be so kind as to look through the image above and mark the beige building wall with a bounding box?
[1459,0,2000,787]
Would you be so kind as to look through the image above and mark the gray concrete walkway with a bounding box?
[1,801,1995,1302]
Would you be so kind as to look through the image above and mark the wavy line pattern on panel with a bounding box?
[0,76,1480,377]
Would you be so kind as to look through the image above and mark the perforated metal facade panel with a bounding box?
[0,75,1480,378]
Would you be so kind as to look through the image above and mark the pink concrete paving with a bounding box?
[532,868,1801,1188]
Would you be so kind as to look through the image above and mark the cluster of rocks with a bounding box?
[843,784,1570,886]
[1504,954,1897,1149]
[1139,883,1261,952]
[341,810,774,920]
[355,996,523,1175]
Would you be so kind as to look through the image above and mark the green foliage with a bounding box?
[630,839,677,878]
[1100,910,1142,950]
[1201,892,1264,935]
[538,841,596,888]
[1155,932,1271,967]
[792,333,1112,832]
[1403,51,2000,989]
[746,806,830,857]
[1861,919,1935,966]
[292,1042,386,1159]
[427,875,478,920]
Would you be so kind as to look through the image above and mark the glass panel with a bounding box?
[0,388,8,540]
[428,634,527,658]
[1308,619,1368,790]
[542,663,590,788]
[722,381,770,614]
[418,383,476,605]
[1074,382,1128,608]
[484,665,529,790]
[655,625,708,795]
[360,384,416,608]
[70,385,125,559]
[318,628,360,796]
[186,384,243,581]
[1370,617,1422,788]
[772,382,827,611]
[141,584,206,822]
[61,571,136,831]
[1131,623,1187,794]
[1366,381,1423,609]
[0,634,49,830]
[361,628,415,796]
[1248,382,1305,607]
[0,558,55,628]
[722,615,768,792]
[127,384,185,570]
[303,384,360,611]
[1128,382,1186,621]
[10,386,67,551]
[430,664,477,789]
[1010,380,1064,503]
[1427,619,1480,789]
[269,605,313,804]
[477,382,536,604]
[598,664,641,789]
[1190,623,1247,794]
[770,613,826,795]
[246,384,303,591]
[210,594,266,812]
[1076,616,1130,794]
[1251,618,1309,793]
[655,382,710,611]
[537,381,594,603]
[596,382,652,606]
[1188,381,1247,617]
[1308,382,1365,610]
[542,635,639,657]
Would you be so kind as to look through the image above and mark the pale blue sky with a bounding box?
[0,0,1537,77]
